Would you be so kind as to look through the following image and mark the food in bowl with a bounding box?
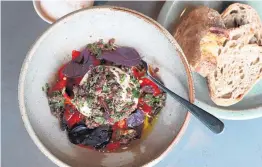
[174,3,262,106]
[43,39,166,152]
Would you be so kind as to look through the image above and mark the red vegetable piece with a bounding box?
[64,108,83,128]
[73,77,83,85]
[140,78,161,96]
[72,50,81,60]
[91,55,100,66]
[138,98,152,113]
[132,68,145,79]
[117,119,127,129]
[106,142,121,151]
[112,122,119,131]
[63,92,72,104]
[58,64,67,80]
[50,79,67,92]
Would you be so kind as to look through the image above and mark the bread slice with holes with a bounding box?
[205,3,262,106]
[207,42,262,106]
[174,6,228,77]
[221,3,262,45]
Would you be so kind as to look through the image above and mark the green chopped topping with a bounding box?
[130,76,138,83]
[144,94,153,100]
[102,85,109,92]
[127,101,134,105]
[86,39,115,57]
[120,74,126,83]
[144,93,161,106]
[126,87,131,92]
[42,83,49,93]
[86,96,94,106]
[132,88,140,98]
[94,116,105,124]
[98,65,104,71]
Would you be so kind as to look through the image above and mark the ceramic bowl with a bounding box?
[158,1,262,120]
[19,6,194,167]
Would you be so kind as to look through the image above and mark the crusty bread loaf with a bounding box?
[221,3,262,45]
[174,6,227,77]
[207,42,262,106]
[174,4,262,106]
[206,3,262,106]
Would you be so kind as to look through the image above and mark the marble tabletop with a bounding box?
[2,1,262,167]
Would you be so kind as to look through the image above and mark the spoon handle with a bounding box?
[147,75,224,134]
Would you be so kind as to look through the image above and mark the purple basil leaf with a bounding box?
[63,58,94,78]
[73,53,84,63]
[82,50,91,63]
[73,49,91,64]
[62,62,88,78]
[127,109,145,128]
[101,47,141,67]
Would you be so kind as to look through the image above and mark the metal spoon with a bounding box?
[141,60,224,134]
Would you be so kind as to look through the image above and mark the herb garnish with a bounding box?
[120,74,126,83]
[144,94,160,106]
[132,88,140,98]
[102,85,109,93]
[42,83,50,93]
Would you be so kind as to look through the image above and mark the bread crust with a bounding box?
[174,6,227,77]
[207,3,262,106]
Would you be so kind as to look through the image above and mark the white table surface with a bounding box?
[2,1,262,167]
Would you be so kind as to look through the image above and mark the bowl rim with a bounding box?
[32,0,54,24]
[18,5,194,167]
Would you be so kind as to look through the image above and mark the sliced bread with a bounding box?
[221,3,262,45]
[207,42,262,106]
[174,6,227,77]
[206,3,262,106]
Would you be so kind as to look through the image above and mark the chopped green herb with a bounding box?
[144,94,153,100]
[120,74,126,83]
[132,88,140,98]
[144,93,161,106]
[102,85,109,92]
[42,83,49,93]
[86,97,94,106]
[130,76,137,83]
[94,117,105,124]
[127,101,134,105]
[98,66,104,71]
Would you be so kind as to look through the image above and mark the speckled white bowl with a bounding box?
[19,6,194,167]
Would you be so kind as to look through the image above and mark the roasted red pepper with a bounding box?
[73,77,83,85]
[117,119,127,129]
[50,79,67,93]
[63,91,72,105]
[106,141,121,151]
[72,50,81,60]
[132,68,145,79]
[57,64,67,81]
[64,108,83,128]
[140,78,161,96]
[138,98,152,113]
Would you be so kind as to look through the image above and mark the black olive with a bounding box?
[68,123,92,145]
[81,126,112,148]
[67,124,112,148]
